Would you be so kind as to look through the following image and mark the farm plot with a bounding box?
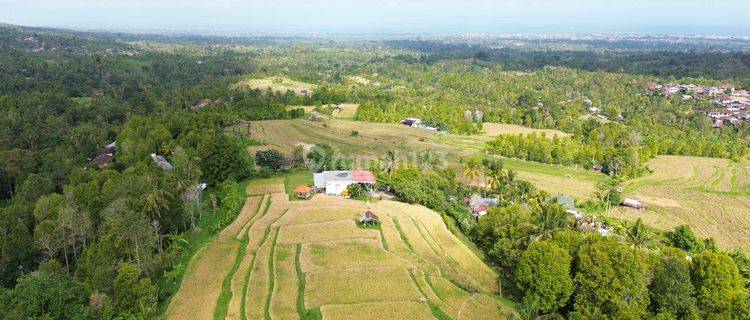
[320,301,434,320]
[299,239,410,272]
[232,76,315,95]
[277,220,380,244]
[220,196,263,239]
[611,155,750,251]
[304,267,422,307]
[164,240,239,320]
[168,189,514,319]
[331,103,359,119]
[270,243,299,320]
[274,207,361,226]
[246,118,602,199]
[247,178,286,195]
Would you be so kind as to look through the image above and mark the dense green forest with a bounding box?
[1,24,750,319]
[386,40,750,87]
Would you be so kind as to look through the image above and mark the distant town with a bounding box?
[647,82,750,128]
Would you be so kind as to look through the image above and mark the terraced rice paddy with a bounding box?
[611,155,750,251]
[166,182,514,319]
[245,118,604,199]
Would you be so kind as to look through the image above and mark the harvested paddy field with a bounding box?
[286,104,359,119]
[244,118,604,199]
[232,76,315,95]
[611,155,750,251]
[166,181,515,319]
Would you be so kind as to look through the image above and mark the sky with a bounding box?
[1,0,749,36]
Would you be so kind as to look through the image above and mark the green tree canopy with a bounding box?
[516,241,574,314]
[690,252,744,315]
[198,131,250,185]
[573,237,650,319]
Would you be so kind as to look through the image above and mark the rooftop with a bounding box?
[319,170,376,183]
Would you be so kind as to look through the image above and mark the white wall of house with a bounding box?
[324,181,355,195]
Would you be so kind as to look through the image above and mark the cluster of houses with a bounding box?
[87,142,174,172]
[647,82,750,128]
[466,194,499,220]
[705,91,750,128]
[463,193,649,237]
[648,82,736,98]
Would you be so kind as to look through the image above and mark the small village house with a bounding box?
[472,203,489,221]
[401,118,422,127]
[191,98,212,111]
[151,153,173,171]
[90,154,114,168]
[313,170,376,196]
[621,198,645,210]
[359,210,380,225]
[88,141,116,168]
[293,184,312,199]
[467,194,499,220]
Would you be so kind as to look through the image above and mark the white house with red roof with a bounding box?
[313,170,376,196]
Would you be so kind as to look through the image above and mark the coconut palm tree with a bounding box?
[624,218,652,249]
[506,169,517,184]
[463,157,481,192]
[515,180,534,202]
[142,188,171,221]
[417,149,441,171]
[381,151,397,174]
[530,202,569,242]
[483,158,504,191]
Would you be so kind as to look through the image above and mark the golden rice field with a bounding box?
[244,118,604,199]
[232,76,315,95]
[286,103,359,119]
[610,155,750,251]
[166,182,515,319]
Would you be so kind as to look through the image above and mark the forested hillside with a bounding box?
[0,26,321,319]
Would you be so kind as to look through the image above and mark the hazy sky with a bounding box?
[1,0,749,35]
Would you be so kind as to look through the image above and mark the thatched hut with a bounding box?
[359,210,380,225]
[293,184,312,199]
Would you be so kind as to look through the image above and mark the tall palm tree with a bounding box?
[531,202,569,242]
[483,158,505,192]
[381,151,397,174]
[142,188,171,220]
[463,157,481,192]
[625,218,652,249]
[515,180,534,201]
[506,169,517,184]
[417,149,440,171]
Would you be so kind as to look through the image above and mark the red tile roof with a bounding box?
[351,171,376,183]
[90,154,113,168]
[293,184,311,193]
